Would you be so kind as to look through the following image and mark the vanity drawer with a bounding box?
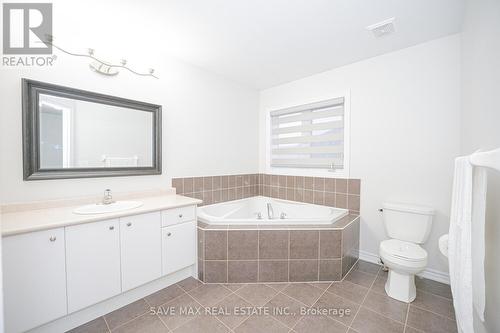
[162,205,196,226]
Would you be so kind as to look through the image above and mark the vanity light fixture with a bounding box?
[44,35,159,79]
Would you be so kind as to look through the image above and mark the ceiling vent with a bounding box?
[366,17,396,38]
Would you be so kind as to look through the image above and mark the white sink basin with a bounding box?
[73,201,143,215]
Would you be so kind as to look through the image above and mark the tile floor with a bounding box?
[69,260,457,333]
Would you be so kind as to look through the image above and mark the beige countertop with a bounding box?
[0,194,202,237]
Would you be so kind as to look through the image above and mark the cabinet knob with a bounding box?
[178,214,183,218]
[167,232,172,237]
[49,236,57,242]
[126,222,132,227]
[109,226,115,230]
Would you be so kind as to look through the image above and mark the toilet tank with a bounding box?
[382,202,435,244]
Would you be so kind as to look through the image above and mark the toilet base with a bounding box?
[385,269,416,303]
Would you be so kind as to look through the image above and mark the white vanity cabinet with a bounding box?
[65,219,122,313]
[3,228,67,333]
[1,198,199,332]
[162,220,197,275]
[120,212,162,291]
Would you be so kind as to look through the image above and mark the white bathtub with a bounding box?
[197,196,348,225]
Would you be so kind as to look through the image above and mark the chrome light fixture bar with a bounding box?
[44,35,158,79]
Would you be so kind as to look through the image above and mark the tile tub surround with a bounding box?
[70,261,457,333]
[259,174,361,214]
[172,174,259,206]
[197,215,360,283]
[172,174,361,213]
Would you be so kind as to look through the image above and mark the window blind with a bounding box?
[270,97,345,169]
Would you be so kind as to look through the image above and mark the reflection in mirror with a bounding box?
[38,94,153,169]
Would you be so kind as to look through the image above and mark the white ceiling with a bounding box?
[57,0,465,89]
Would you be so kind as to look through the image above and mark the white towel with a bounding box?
[471,165,487,321]
[448,156,487,333]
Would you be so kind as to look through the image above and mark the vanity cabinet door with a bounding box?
[120,212,162,291]
[162,221,196,275]
[65,219,121,313]
[3,228,67,333]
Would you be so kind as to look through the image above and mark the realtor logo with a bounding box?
[2,3,52,54]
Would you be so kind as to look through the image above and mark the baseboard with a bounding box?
[418,267,450,284]
[358,250,381,264]
[358,250,450,285]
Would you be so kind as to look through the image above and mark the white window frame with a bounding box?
[265,91,350,178]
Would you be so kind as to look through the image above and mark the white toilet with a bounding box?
[379,202,434,303]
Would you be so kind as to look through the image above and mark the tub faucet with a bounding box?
[267,203,274,219]
[102,189,115,205]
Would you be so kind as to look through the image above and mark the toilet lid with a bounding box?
[380,239,427,262]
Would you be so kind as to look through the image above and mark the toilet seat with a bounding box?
[380,239,427,263]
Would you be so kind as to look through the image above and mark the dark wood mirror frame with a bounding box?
[22,79,162,181]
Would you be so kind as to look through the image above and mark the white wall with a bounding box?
[259,35,461,274]
[0,54,259,204]
[461,0,500,331]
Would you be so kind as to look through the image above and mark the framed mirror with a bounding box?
[22,79,162,180]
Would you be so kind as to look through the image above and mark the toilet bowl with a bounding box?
[380,239,427,302]
[379,202,434,303]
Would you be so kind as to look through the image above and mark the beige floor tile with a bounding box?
[104,299,149,330]
[156,293,204,330]
[406,306,458,333]
[266,292,305,328]
[67,317,109,333]
[415,277,453,299]
[265,283,290,292]
[175,277,203,292]
[310,282,332,290]
[412,290,455,320]
[293,315,348,333]
[234,315,289,333]
[235,284,278,306]
[370,272,387,295]
[362,290,408,323]
[313,291,359,326]
[327,280,369,304]
[282,283,324,306]
[112,313,168,333]
[351,261,381,276]
[343,270,376,288]
[223,283,246,292]
[214,293,252,329]
[351,307,404,333]
[188,284,232,307]
[173,316,230,333]
[69,278,457,333]
[404,326,425,333]
[144,284,185,307]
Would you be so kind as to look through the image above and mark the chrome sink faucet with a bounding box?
[267,202,274,219]
[102,189,115,205]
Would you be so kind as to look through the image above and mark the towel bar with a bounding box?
[469,148,500,172]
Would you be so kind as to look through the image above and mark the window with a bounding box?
[269,96,348,174]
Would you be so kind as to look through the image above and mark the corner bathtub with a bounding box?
[198,196,348,225]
